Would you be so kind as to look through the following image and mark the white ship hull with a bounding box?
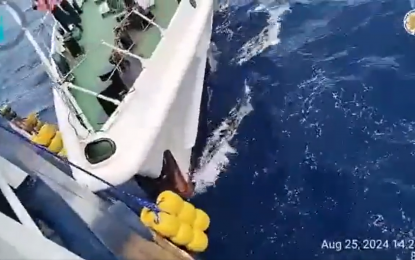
[52,0,214,191]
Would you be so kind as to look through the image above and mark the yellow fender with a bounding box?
[157,190,184,215]
[58,148,67,158]
[177,201,196,225]
[139,192,211,253]
[140,207,157,227]
[35,120,44,132]
[24,113,38,130]
[48,131,63,153]
[152,212,181,238]
[170,222,194,246]
[186,229,208,252]
[32,124,56,146]
[193,209,210,231]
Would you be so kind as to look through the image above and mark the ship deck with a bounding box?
[61,0,178,130]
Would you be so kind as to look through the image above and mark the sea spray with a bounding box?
[193,82,253,194]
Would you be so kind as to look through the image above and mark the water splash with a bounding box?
[207,42,219,72]
[233,2,290,65]
[193,82,253,194]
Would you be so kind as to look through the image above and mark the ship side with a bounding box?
[0,1,214,258]
[51,0,214,193]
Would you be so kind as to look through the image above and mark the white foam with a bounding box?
[233,2,290,65]
[193,82,253,194]
[207,42,219,72]
[216,0,252,10]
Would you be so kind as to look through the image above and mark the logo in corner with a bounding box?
[0,0,28,51]
[404,9,415,36]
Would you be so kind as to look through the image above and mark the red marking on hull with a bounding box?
[160,150,194,199]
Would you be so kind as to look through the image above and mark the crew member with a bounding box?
[67,0,83,15]
[33,0,83,32]
[60,0,82,24]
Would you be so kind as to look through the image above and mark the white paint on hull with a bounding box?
[54,0,214,191]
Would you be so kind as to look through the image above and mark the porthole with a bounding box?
[84,138,116,164]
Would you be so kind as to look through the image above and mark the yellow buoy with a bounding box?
[170,222,194,246]
[24,113,38,129]
[193,209,210,231]
[186,229,208,252]
[157,190,184,215]
[35,120,44,132]
[140,207,156,227]
[152,212,180,238]
[33,124,56,146]
[58,148,67,158]
[177,201,196,225]
[48,132,63,153]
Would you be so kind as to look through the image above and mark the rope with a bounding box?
[0,121,160,214]
[27,14,92,138]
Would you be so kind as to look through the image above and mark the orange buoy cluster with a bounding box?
[140,190,210,252]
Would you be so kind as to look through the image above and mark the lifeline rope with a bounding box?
[0,122,160,213]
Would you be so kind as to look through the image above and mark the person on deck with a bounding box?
[66,0,83,15]
[60,0,82,24]
[33,0,83,32]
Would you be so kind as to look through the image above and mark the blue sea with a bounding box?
[2,0,415,259]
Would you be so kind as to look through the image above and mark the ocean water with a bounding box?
[2,0,415,259]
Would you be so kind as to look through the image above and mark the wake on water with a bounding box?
[194,0,402,191]
[192,0,287,194]
[193,82,253,193]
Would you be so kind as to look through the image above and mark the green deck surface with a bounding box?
[134,0,178,58]
[69,0,178,130]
